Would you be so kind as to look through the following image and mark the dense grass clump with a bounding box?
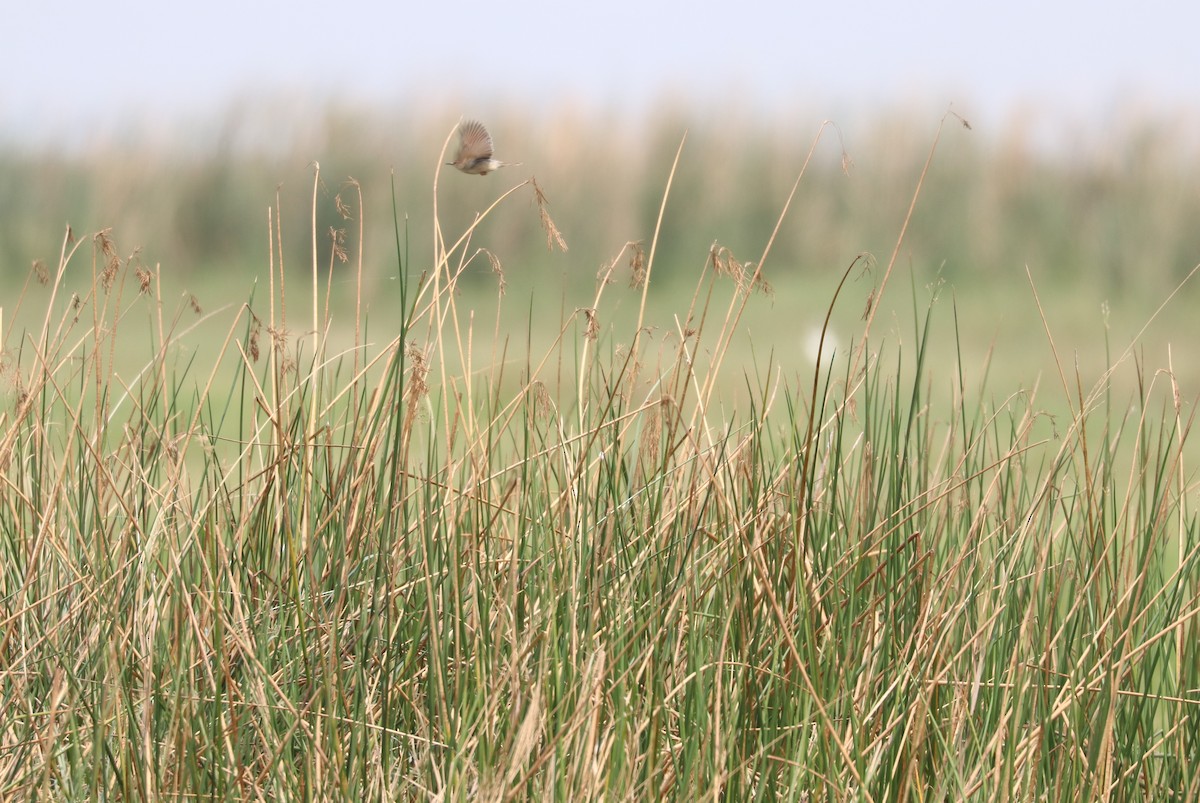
[0,120,1197,801]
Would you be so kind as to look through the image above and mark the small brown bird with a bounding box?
[447,120,521,175]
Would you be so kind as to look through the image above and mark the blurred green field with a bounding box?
[4,103,1198,424]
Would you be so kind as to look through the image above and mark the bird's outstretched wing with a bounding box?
[456,120,494,162]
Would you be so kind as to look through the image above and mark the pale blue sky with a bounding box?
[6,0,1198,143]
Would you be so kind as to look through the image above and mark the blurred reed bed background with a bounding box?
[6,101,1200,290]
[4,101,1200,402]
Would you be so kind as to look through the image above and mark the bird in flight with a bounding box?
[447,120,521,175]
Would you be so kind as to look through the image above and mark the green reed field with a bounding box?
[1,105,1198,799]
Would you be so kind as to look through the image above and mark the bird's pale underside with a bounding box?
[448,120,521,175]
